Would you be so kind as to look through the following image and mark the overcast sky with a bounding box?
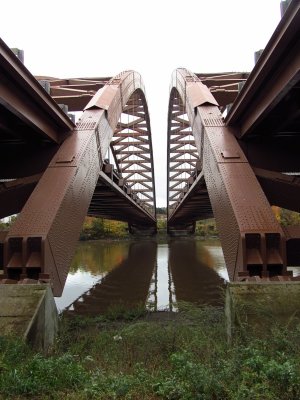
[0,0,282,206]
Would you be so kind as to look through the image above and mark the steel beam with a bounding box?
[254,167,300,213]
[0,175,41,219]
[168,69,287,280]
[0,38,74,143]
[40,74,156,215]
[89,171,156,225]
[4,71,156,295]
[0,144,59,179]
[226,0,300,138]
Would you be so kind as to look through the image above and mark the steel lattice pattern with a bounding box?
[0,59,157,294]
[111,91,155,213]
[39,73,156,216]
[167,89,199,214]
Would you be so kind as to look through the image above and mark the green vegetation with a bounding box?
[273,206,300,226]
[80,217,128,240]
[156,207,167,215]
[1,303,300,399]
[157,216,167,233]
[195,219,218,238]
[2,207,300,242]
[0,215,16,231]
[4,206,299,242]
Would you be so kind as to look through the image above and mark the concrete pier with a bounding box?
[0,284,58,350]
[225,281,300,341]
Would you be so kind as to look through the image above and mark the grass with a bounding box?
[1,303,300,399]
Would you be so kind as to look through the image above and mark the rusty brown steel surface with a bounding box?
[167,84,213,230]
[3,71,156,296]
[36,76,111,112]
[168,171,213,231]
[167,87,200,220]
[168,69,288,281]
[37,72,156,215]
[42,73,156,216]
[88,169,156,225]
[110,89,156,213]
[226,0,300,138]
[254,168,300,213]
[0,38,74,144]
[0,174,41,219]
[195,72,249,110]
[4,112,102,295]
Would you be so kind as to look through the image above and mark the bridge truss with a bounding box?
[0,40,156,295]
[167,0,300,282]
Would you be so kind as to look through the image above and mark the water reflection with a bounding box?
[202,241,229,282]
[56,238,227,315]
[66,241,156,315]
[55,241,129,312]
[169,239,226,307]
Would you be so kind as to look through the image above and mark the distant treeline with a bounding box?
[80,217,128,240]
[156,207,167,215]
[1,207,300,241]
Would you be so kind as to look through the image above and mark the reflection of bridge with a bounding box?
[168,239,225,307]
[0,39,156,295]
[64,240,224,315]
[67,241,157,315]
[167,1,300,282]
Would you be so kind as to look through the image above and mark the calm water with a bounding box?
[55,238,229,314]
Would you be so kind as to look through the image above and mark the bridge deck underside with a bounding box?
[89,172,156,228]
[168,174,213,231]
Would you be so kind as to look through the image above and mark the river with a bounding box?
[55,238,228,315]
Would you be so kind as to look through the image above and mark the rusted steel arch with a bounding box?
[3,70,156,296]
[167,87,199,214]
[38,74,156,217]
[110,87,156,215]
[167,68,288,281]
[167,86,206,233]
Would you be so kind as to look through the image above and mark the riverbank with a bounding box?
[1,303,300,400]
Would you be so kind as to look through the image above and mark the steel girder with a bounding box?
[3,70,156,295]
[167,69,288,281]
[223,0,300,219]
[0,38,74,144]
[36,76,110,112]
[226,0,300,138]
[40,74,156,217]
[167,2,300,281]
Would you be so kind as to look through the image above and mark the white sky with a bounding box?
[0,0,282,206]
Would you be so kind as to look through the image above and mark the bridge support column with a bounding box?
[3,109,109,296]
[128,224,157,236]
[167,222,196,236]
[195,102,287,281]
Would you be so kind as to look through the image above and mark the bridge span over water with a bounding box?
[0,0,300,296]
[167,0,300,282]
[0,40,156,295]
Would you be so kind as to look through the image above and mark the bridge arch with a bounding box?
[3,69,156,295]
[167,68,288,281]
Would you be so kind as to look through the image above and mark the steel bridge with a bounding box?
[0,0,300,296]
[0,39,156,295]
[167,0,300,282]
